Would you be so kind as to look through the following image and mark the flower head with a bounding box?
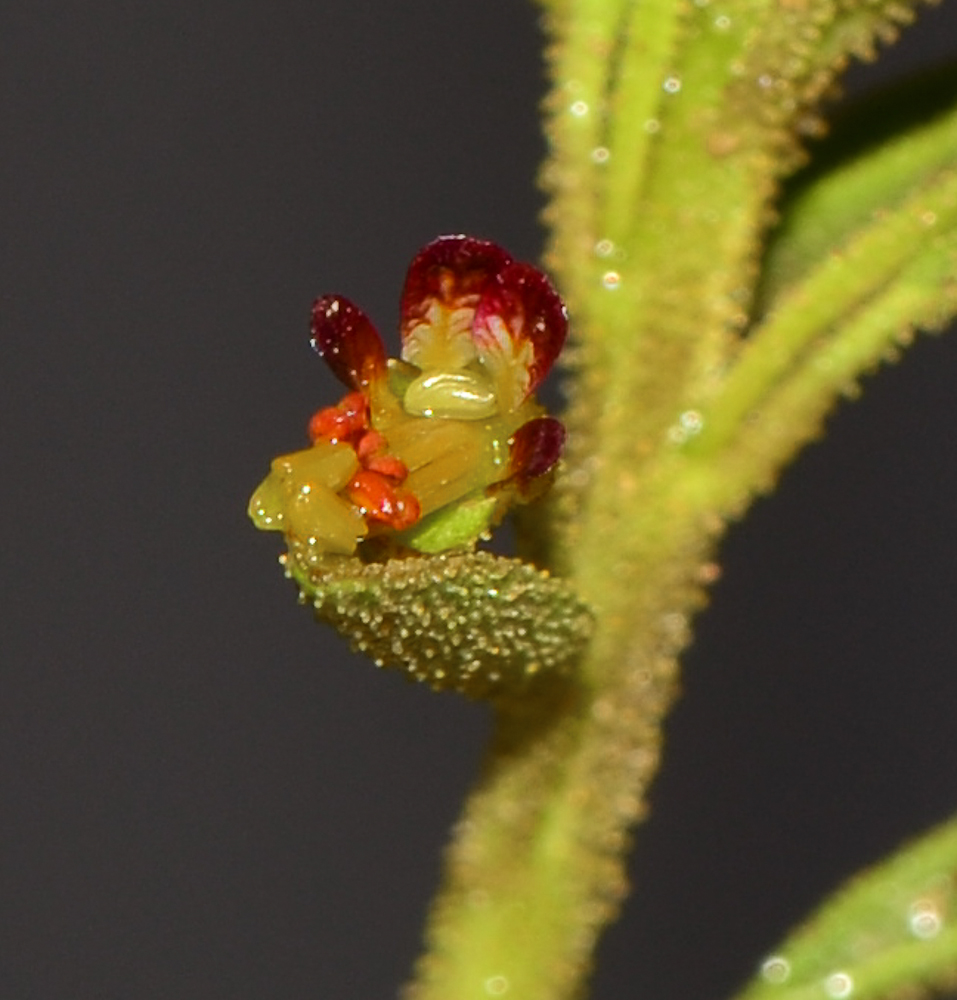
[249,235,567,559]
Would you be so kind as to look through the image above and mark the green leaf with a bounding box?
[731,816,957,1000]
[720,0,934,182]
[688,83,957,509]
[759,64,957,312]
[282,543,593,700]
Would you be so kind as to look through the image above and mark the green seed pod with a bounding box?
[282,544,593,699]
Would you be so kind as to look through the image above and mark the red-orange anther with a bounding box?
[364,454,409,482]
[307,391,369,443]
[355,430,387,461]
[346,470,399,521]
[346,471,421,530]
[389,490,421,531]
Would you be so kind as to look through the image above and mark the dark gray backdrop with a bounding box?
[3,2,957,997]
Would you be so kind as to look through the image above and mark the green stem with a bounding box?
[407,531,714,1000]
[539,0,629,311]
[599,0,683,249]
[407,449,721,998]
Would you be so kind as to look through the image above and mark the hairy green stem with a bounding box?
[408,520,715,1000]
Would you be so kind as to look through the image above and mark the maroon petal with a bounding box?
[310,294,387,389]
[508,417,566,493]
[399,235,514,370]
[472,263,568,412]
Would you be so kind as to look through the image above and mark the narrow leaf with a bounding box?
[732,816,957,1000]
[690,160,957,508]
[759,64,957,312]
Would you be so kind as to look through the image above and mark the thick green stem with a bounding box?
[407,546,712,999]
[407,449,721,998]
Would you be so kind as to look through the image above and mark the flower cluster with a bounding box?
[249,235,568,558]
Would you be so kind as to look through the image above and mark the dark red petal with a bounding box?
[310,294,387,389]
[472,262,568,411]
[399,235,514,369]
[508,417,566,491]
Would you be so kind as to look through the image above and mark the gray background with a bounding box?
[3,2,957,997]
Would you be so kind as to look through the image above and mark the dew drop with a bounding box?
[570,100,589,117]
[644,118,661,134]
[760,954,791,984]
[680,409,703,435]
[824,971,853,998]
[602,270,621,290]
[714,13,732,29]
[595,238,615,258]
[667,409,704,444]
[663,76,682,94]
[909,899,943,939]
[591,145,610,163]
[567,466,591,488]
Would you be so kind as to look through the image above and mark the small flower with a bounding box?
[249,235,567,558]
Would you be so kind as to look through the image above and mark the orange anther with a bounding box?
[355,429,387,461]
[346,470,399,522]
[307,391,369,443]
[308,406,348,442]
[338,391,368,422]
[389,490,421,531]
[364,454,409,483]
[346,471,420,530]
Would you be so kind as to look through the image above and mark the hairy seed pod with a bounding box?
[282,546,593,700]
